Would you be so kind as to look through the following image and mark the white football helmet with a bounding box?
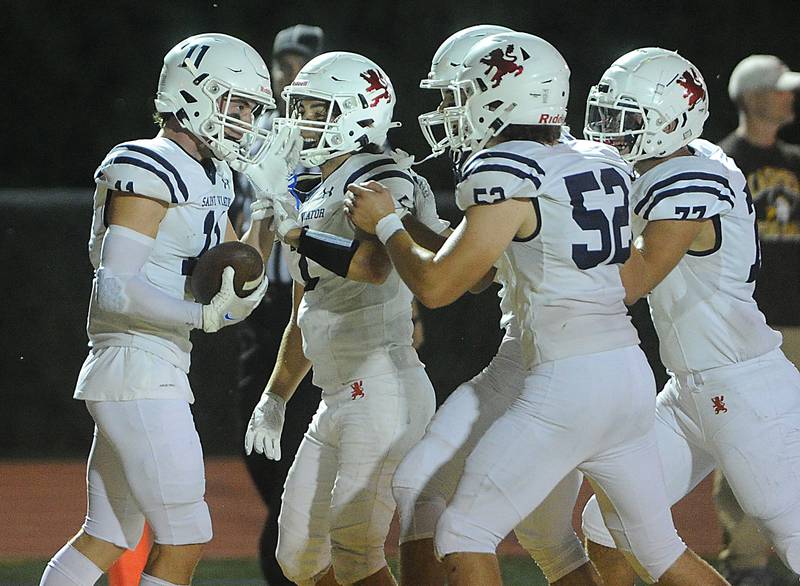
[418,25,513,157]
[154,33,276,166]
[443,32,570,153]
[584,47,709,162]
[273,52,399,167]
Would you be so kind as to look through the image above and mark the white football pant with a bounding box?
[435,345,687,583]
[583,348,800,575]
[276,367,435,584]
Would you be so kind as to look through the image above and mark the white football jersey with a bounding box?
[87,136,234,372]
[286,151,447,389]
[456,139,640,369]
[633,139,781,374]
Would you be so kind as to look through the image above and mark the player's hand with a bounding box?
[344,181,397,235]
[202,266,268,333]
[272,192,302,245]
[244,392,286,460]
[242,125,303,200]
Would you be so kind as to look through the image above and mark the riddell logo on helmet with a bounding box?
[360,69,391,107]
[291,80,309,87]
[676,70,705,110]
[480,45,524,88]
[538,113,565,124]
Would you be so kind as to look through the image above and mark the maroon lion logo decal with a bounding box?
[360,69,391,107]
[480,45,524,88]
[676,69,706,111]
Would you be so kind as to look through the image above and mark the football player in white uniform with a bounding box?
[580,48,800,585]
[242,52,447,586]
[37,33,297,586]
[346,32,727,586]
[391,25,594,586]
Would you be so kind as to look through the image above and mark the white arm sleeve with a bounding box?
[96,225,203,328]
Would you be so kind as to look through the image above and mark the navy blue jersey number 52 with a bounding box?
[565,168,631,269]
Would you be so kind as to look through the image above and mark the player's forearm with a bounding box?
[469,266,497,294]
[401,214,449,253]
[345,238,391,284]
[385,230,455,308]
[619,245,670,305]
[265,321,312,402]
[240,218,276,262]
[619,249,649,305]
[96,225,203,328]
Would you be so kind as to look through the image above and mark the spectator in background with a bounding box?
[715,53,800,586]
[720,55,800,238]
[232,24,324,586]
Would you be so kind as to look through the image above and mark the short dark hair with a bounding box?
[499,124,561,144]
[152,110,176,129]
[360,143,384,155]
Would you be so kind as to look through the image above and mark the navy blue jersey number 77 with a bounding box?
[565,168,631,269]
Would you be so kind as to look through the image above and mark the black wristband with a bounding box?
[297,228,361,278]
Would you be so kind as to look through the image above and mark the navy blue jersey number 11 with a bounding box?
[565,168,631,269]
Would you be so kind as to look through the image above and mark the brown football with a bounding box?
[190,241,264,304]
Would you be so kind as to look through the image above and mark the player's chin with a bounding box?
[224,131,245,142]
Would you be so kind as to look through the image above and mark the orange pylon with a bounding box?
[108,524,152,586]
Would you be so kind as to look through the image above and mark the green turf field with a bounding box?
[2,556,793,585]
[1,557,553,586]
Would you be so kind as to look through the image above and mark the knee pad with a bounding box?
[276,521,332,584]
[779,535,800,574]
[329,509,392,583]
[516,532,589,584]
[146,500,212,546]
[434,507,499,559]
[392,484,446,544]
[582,494,685,582]
[82,511,146,550]
[581,495,622,550]
[331,544,387,584]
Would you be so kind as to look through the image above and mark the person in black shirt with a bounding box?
[720,54,800,239]
[716,53,800,586]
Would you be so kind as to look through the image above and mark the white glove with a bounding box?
[250,197,274,222]
[244,392,286,460]
[242,125,303,200]
[272,193,302,243]
[202,266,268,333]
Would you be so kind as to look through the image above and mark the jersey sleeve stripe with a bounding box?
[634,172,734,215]
[641,185,735,219]
[116,143,190,201]
[368,169,415,187]
[463,151,546,177]
[342,157,396,193]
[465,164,542,189]
[106,156,179,203]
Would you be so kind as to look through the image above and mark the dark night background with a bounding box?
[2,0,799,457]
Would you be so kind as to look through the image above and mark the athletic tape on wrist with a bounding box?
[376,214,404,245]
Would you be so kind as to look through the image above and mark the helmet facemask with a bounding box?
[277,88,376,167]
[585,90,686,163]
[197,79,274,166]
[417,83,454,158]
[442,78,517,153]
[584,92,648,161]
